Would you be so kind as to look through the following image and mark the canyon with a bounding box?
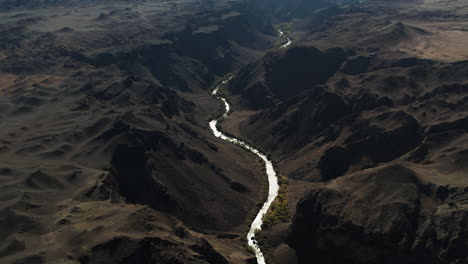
[0,0,467,263]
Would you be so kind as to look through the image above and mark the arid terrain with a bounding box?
[0,0,279,263]
[0,0,467,263]
[222,0,468,263]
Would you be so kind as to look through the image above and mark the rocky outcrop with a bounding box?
[111,143,177,213]
[287,164,468,264]
[79,236,230,264]
[230,23,468,262]
[317,146,351,180]
[229,46,349,109]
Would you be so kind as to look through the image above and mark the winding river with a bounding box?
[209,79,279,264]
[278,29,292,48]
[208,31,290,264]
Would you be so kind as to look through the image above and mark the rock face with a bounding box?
[229,46,349,109]
[232,45,468,262]
[111,143,176,213]
[231,45,468,177]
[288,164,468,264]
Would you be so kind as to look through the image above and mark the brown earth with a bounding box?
[222,0,468,263]
[0,0,283,263]
[1,0,468,263]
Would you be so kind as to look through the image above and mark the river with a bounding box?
[208,30,290,264]
[209,79,279,264]
[278,29,292,48]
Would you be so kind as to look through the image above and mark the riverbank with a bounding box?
[209,78,280,264]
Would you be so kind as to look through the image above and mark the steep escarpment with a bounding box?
[221,0,468,259]
[288,164,468,264]
[78,9,276,92]
[229,46,349,109]
[231,48,468,181]
[0,5,275,92]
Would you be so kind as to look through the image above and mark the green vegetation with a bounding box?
[262,174,289,229]
[254,173,290,264]
[207,107,225,121]
[239,155,270,254]
[209,77,289,261]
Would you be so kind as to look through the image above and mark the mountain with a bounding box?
[220,0,468,263]
[1,0,467,263]
[0,0,280,263]
[245,0,332,20]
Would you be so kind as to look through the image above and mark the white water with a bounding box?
[209,79,279,264]
[278,29,292,48]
